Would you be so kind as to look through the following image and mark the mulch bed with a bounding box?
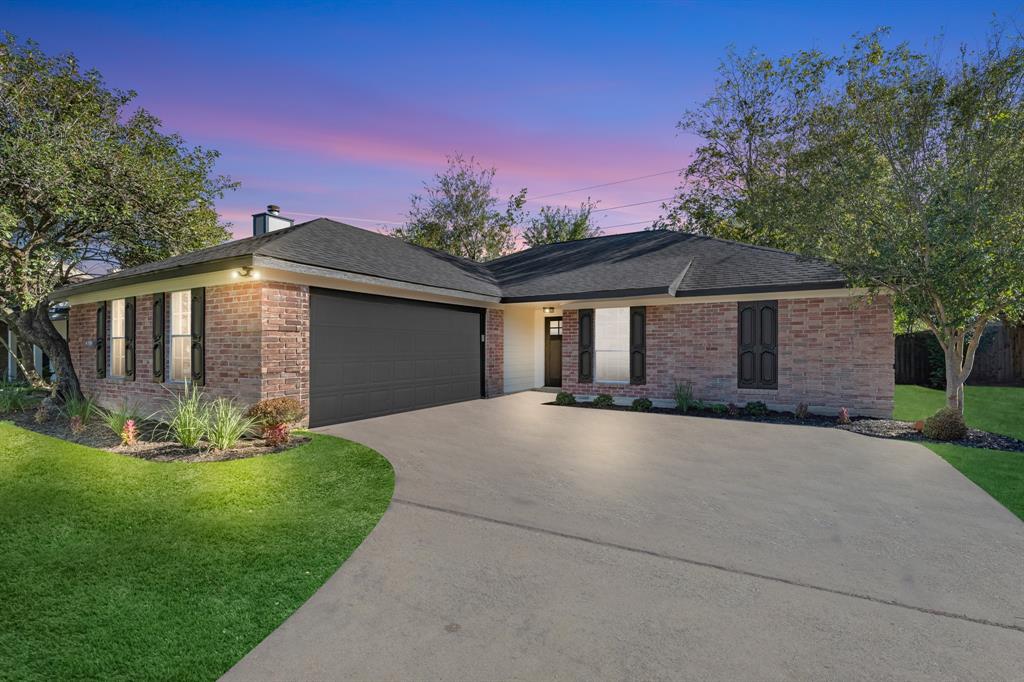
[549,401,1024,453]
[6,411,308,462]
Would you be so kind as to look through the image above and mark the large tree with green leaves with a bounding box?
[391,154,527,261]
[521,199,601,247]
[0,34,236,399]
[661,29,1024,413]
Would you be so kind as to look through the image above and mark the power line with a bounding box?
[596,219,657,230]
[595,197,673,212]
[526,168,684,201]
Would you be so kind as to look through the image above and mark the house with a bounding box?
[52,207,894,426]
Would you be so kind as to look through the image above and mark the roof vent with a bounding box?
[252,204,293,236]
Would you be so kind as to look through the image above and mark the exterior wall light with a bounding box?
[232,266,260,279]
[542,306,555,314]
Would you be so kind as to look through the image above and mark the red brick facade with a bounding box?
[69,281,309,419]
[561,296,894,417]
[484,308,504,397]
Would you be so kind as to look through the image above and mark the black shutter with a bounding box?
[629,306,646,385]
[578,308,594,383]
[124,296,136,380]
[95,303,106,377]
[737,300,778,389]
[190,288,206,386]
[152,293,165,382]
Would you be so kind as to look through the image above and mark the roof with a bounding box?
[54,219,846,301]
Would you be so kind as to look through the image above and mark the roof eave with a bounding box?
[50,255,255,301]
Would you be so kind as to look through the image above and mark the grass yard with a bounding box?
[0,423,394,681]
[894,384,1024,521]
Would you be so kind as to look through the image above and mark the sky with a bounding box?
[4,0,1022,240]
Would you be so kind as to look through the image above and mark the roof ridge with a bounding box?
[484,228,665,265]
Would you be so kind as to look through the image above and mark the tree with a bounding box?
[661,29,1024,413]
[521,199,602,247]
[0,34,236,399]
[391,154,527,261]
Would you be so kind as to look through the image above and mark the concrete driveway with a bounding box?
[225,391,1024,681]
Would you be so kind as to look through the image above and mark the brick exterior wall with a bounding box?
[561,296,894,417]
[69,282,309,421]
[484,308,504,397]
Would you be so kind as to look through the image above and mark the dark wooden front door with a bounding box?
[545,317,563,387]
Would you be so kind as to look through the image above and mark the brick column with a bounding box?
[484,308,504,397]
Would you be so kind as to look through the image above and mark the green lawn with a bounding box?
[894,384,1024,521]
[0,423,394,681]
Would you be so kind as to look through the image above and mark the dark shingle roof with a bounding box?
[55,220,845,301]
[487,230,844,300]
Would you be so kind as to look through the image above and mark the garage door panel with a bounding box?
[310,289,483,426]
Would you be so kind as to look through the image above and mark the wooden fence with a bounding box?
[895,324,1024,386]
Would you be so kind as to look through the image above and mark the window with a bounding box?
[594,307,630,383]
[109,299,126,377]
[547,318,562,336]
[170,291,192,381]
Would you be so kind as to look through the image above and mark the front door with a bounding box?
[544,317,563,387]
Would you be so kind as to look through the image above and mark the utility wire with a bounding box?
[525,167,683,201]
[595,197,673,212]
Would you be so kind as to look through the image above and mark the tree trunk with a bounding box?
[940,320,988,414]
[4,304,82,401]
[15,336,41,385]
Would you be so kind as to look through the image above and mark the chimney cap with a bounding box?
[266,204,281,215]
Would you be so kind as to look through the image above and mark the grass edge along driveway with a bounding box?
[895,385,1024,521]
[0,423,394,682]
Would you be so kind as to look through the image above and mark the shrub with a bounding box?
[69,415,85,435]
[922,407,968,441]
[744,401,769,417]
[207,398,256,451]
[837,407,851,425]
[692,399,706,412]
[61,395,96,424]
[726,402,740,416]
[591,394,615,409]
[631,397,653,412]
[794,402,810,419]
[554,391,576,406]
[161,384,208,449]
[100,401,141,440]
[33,402,50,424]
[0,385,36,413]
[708,403,728,415]
[673,380,696,412]
[121,419,139,446]
[246,397,304,445]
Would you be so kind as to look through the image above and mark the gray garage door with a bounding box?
[309,289,484,426]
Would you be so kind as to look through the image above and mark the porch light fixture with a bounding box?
[542,306,555,314]
[232,266,260,280]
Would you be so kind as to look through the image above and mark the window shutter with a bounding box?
[190,288,206,386]
[758,301,778,388]
[578,308,594,383]
[152,293,165,382]
[629,306,646,385]
[95,303,107,377]
[737,300,778,389]
[125,296,136,380]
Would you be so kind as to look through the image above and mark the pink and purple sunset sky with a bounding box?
[5,1,1020,240]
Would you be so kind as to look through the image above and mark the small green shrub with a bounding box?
[161,384,208,449]
[99,401,142,439]
[61,395,97,424]
[207,398,256,451]
[0,386,36,413]
[691,399,706,412]
[922,406,968,441]
[554,391,576,406]
[673,380,696,412]
[744,401,769,417]
[630,397,653,412]
[708,403,728,415]
[794,402,810,419]
[591,394,615,409]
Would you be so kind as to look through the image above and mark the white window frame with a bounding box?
[109,299,126,378]
[594,307,630,384]
[169,291,192,382]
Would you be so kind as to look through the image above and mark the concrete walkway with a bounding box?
[225,392,1024,680]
